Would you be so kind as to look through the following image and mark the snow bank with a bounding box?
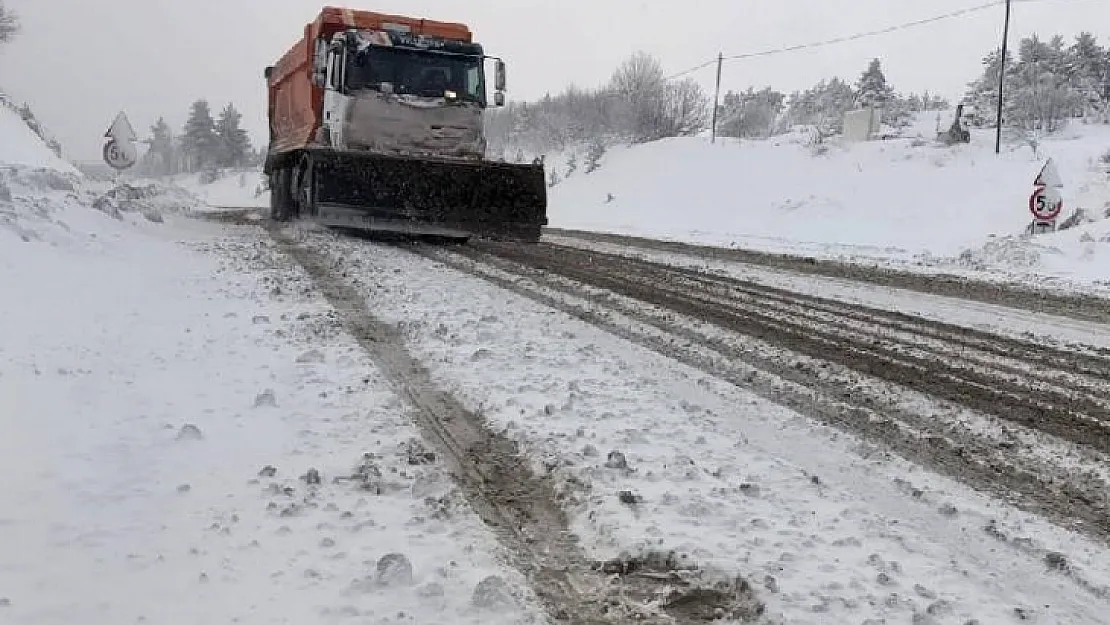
[0,95,77,174]
[161,168,270,209]
[549,112,1110,286]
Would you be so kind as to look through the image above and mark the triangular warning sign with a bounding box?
[1033,158,1063,188]
[105,111,137,143]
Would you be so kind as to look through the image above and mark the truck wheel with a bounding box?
[268,170,283,221]
[295,157,316,217]
[270,167,292,222]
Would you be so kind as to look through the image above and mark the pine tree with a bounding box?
[215,103,251,168]
[855,58,895,109]
[146,117,176,176]
[964,49,1013,127]
[0,1,18,44]
[1066,32,1108,117]
[718,87,786,138]
[182,99,218,172]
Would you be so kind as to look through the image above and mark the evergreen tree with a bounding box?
[145,117,176,176]
[855,58,895,108]
[181,99,218,172]
[785,78,856,133]
[0,1,18,44]
[215,103,251,168]
[1066,32,1108,117]
[718,87,786,138]
[963,49,1013,127]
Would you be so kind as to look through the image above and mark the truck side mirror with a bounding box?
[495,60,506,92]
[494,92,505,107]
[264,66,274,80]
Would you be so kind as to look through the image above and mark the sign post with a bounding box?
[102,111,138,176]
[1028,158,1064,234]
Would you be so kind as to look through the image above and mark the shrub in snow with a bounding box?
[1058,207,1094,230]
[198,168,222,185]
[91,182,200,220]
[564,151,577,178]
[0,177,10,202]
[585,139,606,173]
[374,553,414,587]
[470,575,516,610]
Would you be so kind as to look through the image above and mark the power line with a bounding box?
[664,0,1036,80]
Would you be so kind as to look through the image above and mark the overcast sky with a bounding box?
[0,0,1105,161]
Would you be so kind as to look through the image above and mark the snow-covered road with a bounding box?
[270,221,1110,625]
[7,200,1110,625]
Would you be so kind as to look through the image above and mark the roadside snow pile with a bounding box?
[548,111,1110,285]
[0,165,88,245]
[161,168,269,209]
[0,166,206,246]
[90,182,202,222]
[943,220,1110,287]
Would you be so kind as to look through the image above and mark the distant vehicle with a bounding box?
[263,6,547,242]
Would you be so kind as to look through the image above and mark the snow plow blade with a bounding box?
[308,148,547,242]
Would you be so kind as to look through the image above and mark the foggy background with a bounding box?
[0,0,1105,162]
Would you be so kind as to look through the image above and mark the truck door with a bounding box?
[322,37,347,148]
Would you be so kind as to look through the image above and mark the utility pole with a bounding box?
[994,0,1012,154]
[711,53,723,144]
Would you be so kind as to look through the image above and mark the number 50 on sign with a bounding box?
[1029,185,1063,222]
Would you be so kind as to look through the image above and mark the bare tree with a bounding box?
[0,2,18,44]
[661,78,710,138]
[609,52,709,142]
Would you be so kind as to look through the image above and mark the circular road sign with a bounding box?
[1029,185,1063,222]
[102,139,137,171]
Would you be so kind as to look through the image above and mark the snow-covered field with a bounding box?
[546,113,1110,291]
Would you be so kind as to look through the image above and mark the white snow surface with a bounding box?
[296,224,1110,625]
[0,162,544,622]
[163,169,270,209]
[547,113,1110,291]
[0,97,77,174]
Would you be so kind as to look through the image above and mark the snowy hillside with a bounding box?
[548,112,1110,290]
[0,98,76,174]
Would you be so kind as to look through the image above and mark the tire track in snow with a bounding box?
[545,228,1110,324]
[395,240,1110,546]
[479,241,1110,453]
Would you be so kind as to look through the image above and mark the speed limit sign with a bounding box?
[1029,185,1063,222]
[102,139,137,171]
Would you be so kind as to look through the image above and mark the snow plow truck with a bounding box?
[263,6,547,242]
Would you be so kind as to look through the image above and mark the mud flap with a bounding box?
[308,148,547,241]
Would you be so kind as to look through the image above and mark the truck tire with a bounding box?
[294,156,316,218]
[269,167,292,222]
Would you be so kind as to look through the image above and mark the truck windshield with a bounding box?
[347,46,485,104]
